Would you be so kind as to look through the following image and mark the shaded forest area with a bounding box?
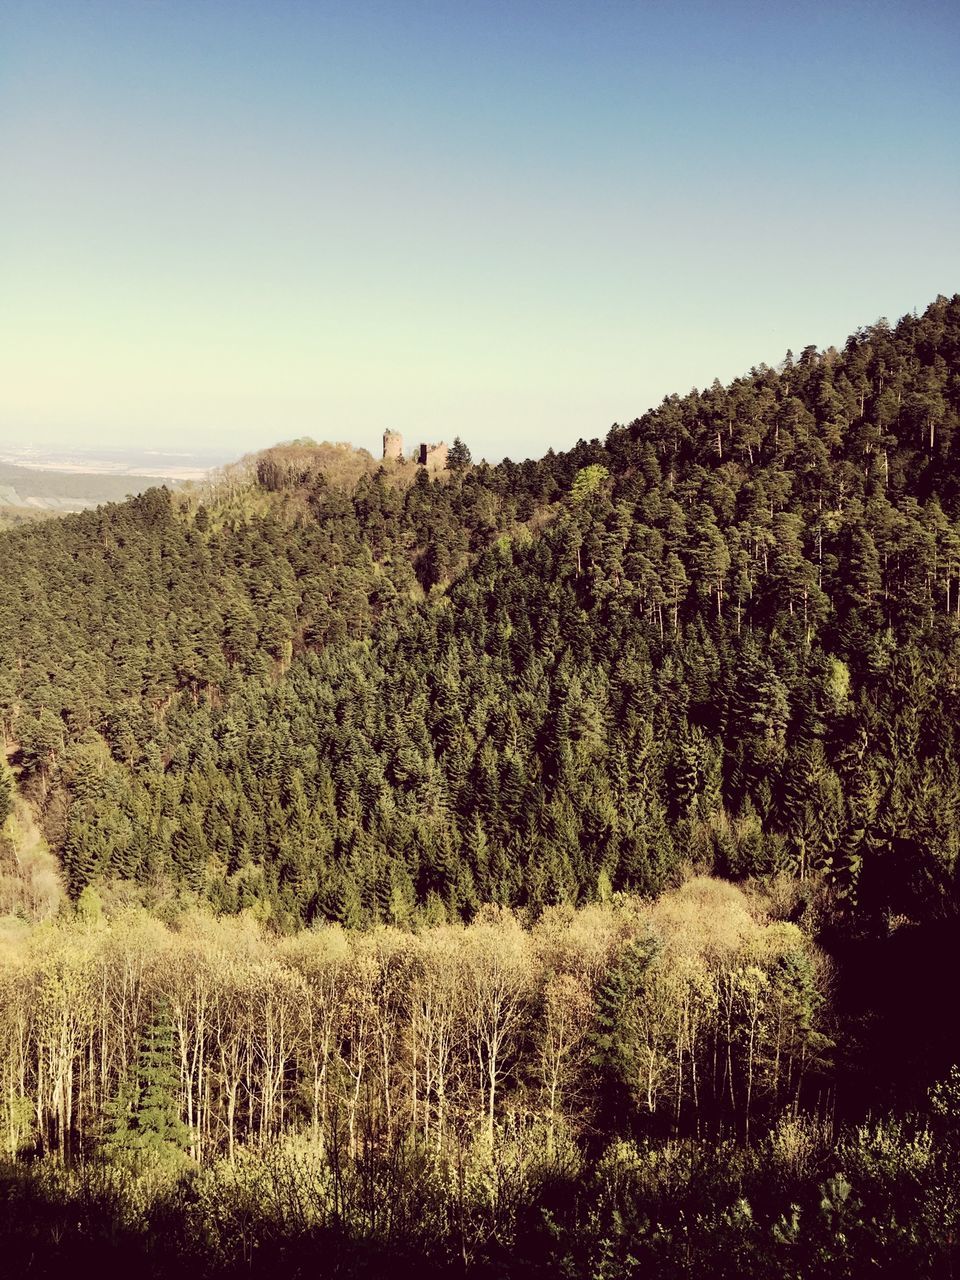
[0,886,957,1278]
[2,295,960,1274]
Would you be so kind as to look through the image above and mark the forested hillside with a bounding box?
[3,295,960,1277]
[3,295,959,937]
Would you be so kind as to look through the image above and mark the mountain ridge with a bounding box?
[0,293,958,936]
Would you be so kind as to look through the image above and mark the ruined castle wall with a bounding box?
[418,442,448,470]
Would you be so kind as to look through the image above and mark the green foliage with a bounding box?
[590,932,658,1086]
[570,463,609,503]
[75,885,103,924]
[0,296,959,939]
[104,1004,193,1169]
[3,299,960,1274]
[0,759,12,828]
[447,436,472,472]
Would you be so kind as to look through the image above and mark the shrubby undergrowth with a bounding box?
[2,1107,957,1278]
[0,880,956,1276]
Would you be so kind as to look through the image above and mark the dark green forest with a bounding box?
[2,294,960,1276]
[4,296,960,931]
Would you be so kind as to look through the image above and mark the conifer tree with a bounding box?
[104,1003,192,1166]
[0,758,12,828]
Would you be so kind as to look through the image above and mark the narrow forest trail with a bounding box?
[2,742,65,919]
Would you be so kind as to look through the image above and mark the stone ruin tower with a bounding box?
[418,441,448,471]
[382,429,447,470]
[382,429,404,461]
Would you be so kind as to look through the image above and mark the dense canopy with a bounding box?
[2,295,960,934]
[3,295,960,1277]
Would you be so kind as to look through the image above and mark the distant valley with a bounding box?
[0,445,230,523]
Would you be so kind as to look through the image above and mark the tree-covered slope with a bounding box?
[2,295,960,933]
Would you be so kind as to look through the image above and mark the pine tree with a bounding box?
[447,437,472,472]
[104,1003,192,1167]
[0,758,12,827]
[589,932,659,1128]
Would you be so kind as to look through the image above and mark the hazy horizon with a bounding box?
[2,0,958,464]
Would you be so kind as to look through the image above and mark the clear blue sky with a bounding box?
[2,0,958,463]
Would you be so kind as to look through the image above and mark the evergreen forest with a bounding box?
[2,294,960,1276]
